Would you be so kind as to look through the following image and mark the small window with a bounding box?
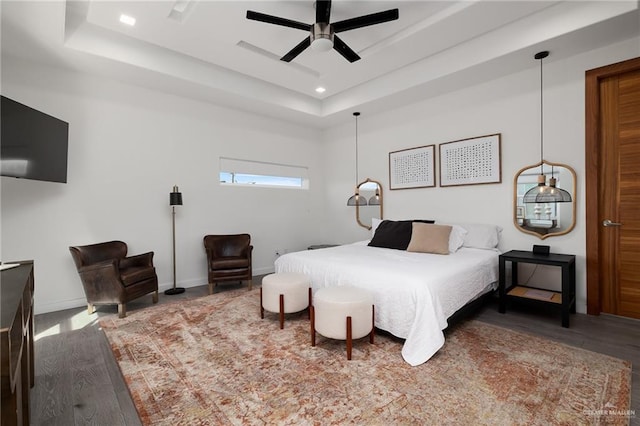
[219,157,309,189]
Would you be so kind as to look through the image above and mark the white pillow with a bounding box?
[457,223,502,249]
[448,225,467,253]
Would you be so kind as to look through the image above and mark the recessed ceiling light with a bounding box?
[119,14,136,26]
[315,86,326,94]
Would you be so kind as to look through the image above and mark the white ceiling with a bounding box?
[1,1,639,128]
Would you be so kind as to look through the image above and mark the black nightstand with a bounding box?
[498,249,576,327]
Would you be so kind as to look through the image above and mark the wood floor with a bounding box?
[30,278,639,425]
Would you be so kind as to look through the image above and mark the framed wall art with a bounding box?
[389,144,435,190]
[439,133,501,187]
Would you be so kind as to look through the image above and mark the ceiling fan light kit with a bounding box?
[311,23,333,51]
[246,0,399,63]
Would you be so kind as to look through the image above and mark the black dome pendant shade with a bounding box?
[368,189,381,206]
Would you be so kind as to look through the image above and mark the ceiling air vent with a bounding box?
[168,0,195,23]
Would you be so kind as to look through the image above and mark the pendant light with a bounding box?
[523,51,572,204]
[368,189,381,205]
[347,112,367,206]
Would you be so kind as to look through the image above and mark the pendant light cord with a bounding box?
[354,112,360,187]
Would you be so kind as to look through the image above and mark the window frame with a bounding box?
[219,157,309,190]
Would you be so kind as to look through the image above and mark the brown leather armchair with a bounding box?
[69,241,159,318]
[204,234,253,294]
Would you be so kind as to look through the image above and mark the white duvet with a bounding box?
[275,241,499,366]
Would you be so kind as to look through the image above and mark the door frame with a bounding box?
[585,56,640,315]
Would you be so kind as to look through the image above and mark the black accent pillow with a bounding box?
[368,219,435,250]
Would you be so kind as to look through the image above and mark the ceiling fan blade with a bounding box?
[332,9,399,33]
[246,10,311,32]
[281,37,312,62]
[316,0,331,24]
[333,35,360,63]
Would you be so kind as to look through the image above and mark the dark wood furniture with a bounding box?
[1,261,35,426]
[69,241,159,318]
[499,250,576,327]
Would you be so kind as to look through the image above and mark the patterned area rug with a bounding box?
[100,288,631,425]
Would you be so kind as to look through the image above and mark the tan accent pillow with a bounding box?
[406,223,452,255]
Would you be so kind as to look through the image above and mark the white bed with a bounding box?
[275,240,499,366]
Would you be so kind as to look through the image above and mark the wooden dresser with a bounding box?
[1,261,35,426]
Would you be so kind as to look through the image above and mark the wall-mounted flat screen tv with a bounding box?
[1,95,69,183]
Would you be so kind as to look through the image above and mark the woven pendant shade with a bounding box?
[523,51,572,204]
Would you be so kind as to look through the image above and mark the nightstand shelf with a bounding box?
[506,285,562,304]
[498,250,576,327]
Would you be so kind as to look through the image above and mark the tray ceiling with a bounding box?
[1,1,638,127]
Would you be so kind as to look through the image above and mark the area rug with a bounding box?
[100,289,632,425]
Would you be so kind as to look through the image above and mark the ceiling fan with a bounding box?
[246,0,399,63]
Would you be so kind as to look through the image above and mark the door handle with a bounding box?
[603,219,622,227]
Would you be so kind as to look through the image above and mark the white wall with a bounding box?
[322,37,640,313]
[1,56,326,314]
[3,36,638,316]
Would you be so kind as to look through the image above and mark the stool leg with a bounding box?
[260,288,264,319]
[310,305,316,347]
[279,294,285,330]
[369,305,375,344]
[346,316,353,360]
[308,288,312,319]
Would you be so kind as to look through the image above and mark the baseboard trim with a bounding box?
[35,297,89,316]
[35,269,276,315]
[253,266,275,276]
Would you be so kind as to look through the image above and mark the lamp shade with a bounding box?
[347,193,367,206]
[523,176,572,203]
[170,185,183,206]
[368,191,381,205]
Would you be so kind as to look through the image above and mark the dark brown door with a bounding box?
[586,57,640,318]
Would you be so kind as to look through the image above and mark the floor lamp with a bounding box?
[166,185,185,295]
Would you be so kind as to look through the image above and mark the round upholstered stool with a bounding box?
[311,286,375,360]
[261,272,311,329]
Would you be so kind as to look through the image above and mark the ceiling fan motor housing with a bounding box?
[311,22,333,51]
